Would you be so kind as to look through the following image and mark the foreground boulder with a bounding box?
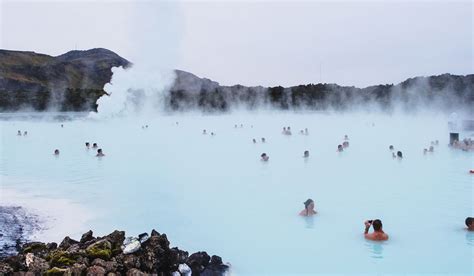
[0,229,230,275]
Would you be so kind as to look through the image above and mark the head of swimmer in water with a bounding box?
[337,145,343,151]
[85,142,90,148]
[252,139,256,143]
[397,151,403,158]
[92,143,98,148]
[97,149,103,154]
[389,145,394,151]
[261,138,266,143]
[466,217,474,230]
[203,129,207,134]
[261,153,269,161]
[344,135,349,140]
[54,149,60,155]
[304,150,309,157]
[17,130,21,135]
[371,219,383,232]
[429,146,434,152]
[304,199,315,211]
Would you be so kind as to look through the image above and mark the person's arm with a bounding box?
[364,220,371,236]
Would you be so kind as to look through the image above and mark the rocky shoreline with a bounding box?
[0,229,230,275]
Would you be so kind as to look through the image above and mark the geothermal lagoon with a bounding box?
[1,111,472,275]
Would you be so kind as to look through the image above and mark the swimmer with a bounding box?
[299,199,317,216]
[397,151,403,158]
[287,127,292,135]
[343,141,349,148]
[304,128,309,135]
[54,149,60,155]
[261,137,266,143]
[61,124,64,128]
[429,146,434,152]
[303,150,309,158]
[17,130,22,136]
[23,131,27,136]
[337,145,344,152]
[435,140,439,145]
[235,124,238,128]
[344,135,349,140]
[96,148,105,157]
[85,142,90,149]
[261,153,269,161]
[211,132,215,136]
[145,125,148,128]
[465,217,474,231]
[423,148,428,154]
[282,127,287,134]
[92,143,98,149]
[364,219,388,241]
[389,145,394,151]
[240,124,243,128]
[203,129,207,135]
[300,130,304,135]
[252,139,257,144]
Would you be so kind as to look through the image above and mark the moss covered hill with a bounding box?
[0,47,473,112]
[0,48,130,111]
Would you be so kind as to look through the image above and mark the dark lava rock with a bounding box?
[0,261,14,274]
[46,242,58,251]
[187,251,211,274]
[80,230,95,243]
[201,256,229,276]
[86,265,106,275]
[25,253,50,273]
[58,236,79,250]
[150,229,160,237]
[0,229,229,275]
[126,268,146,276]
[66,263,87,275]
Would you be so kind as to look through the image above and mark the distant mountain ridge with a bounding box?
[0,48,472,112]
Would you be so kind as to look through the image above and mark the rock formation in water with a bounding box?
[0,229,229,275]
[0,48,473,112]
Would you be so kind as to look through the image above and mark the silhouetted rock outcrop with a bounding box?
[0,48,472,112]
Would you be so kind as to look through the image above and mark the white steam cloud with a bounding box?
[91,1,182,118]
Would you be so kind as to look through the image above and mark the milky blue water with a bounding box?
[1,111,473,275]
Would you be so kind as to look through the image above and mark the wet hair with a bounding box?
[261,138,265,142]
[466,217,473,227]
[85,142,90,146]
[97,149,102,153]
[372,219,383,231]
[54,149,59,154]
[304,150,309,156]
[261,153,267,158]
[304,199,314,209]
[252,139,256,143]
[397,151,403,158]
[389,145,394,150]
[93,143,98,147]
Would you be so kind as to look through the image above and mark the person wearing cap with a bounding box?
[299,199,317,216]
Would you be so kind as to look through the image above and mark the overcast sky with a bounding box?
[0,0,472,87]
